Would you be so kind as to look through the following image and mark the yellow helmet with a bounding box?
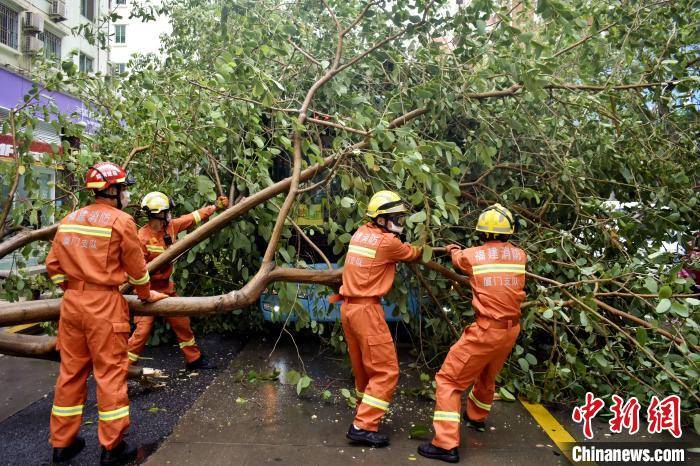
[475,203,515,235]
[366,190,407,219]
[141,191,173,214]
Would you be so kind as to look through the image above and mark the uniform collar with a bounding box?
[94,198,117,209]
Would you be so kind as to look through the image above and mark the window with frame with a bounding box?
[38,30,61,64]
[114,25,125,44]
[80,0,94,20]
[116,63,126,73]
[0,3,19,49]
[79,53,93,73]
[116,0,126,5]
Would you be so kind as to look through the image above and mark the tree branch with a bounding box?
[121,144,152,168]
[552,22,617,58]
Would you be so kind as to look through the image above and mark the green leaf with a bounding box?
[499,387,516,402]
[296,375,312,395]
[594,354,609,368]
[409,424,430,439]
[636,327,648,346]
[284,369,301,385]
[670,302,689,318]
[694,414,700,436]
[196,175,215,197]
[542,308,553,319]
[340,197,355,209]
[644,277,658,294]
[580,312,589,327]
[685,298,700,306]
[518,358,529,371]
[408,211,427,223]
[421,245,433,263]
[656,299,671,314]
[322,390,332,401]
[658,285,672,299]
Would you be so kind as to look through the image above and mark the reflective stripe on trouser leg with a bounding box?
[99,406,129,421]
[168,316,201,363]
[347,303,398,432]
[361,393,390,411]
[127,316,155,365]
[52,404,84,417]
[50,304,91,448]
[433,410,461,423]
[468,388,492,412]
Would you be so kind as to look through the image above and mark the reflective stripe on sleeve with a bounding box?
[468,390,492,411]
[58,224,112,238]
[192,211,202,225]
[50,274,66,284]
[361,393,390,411]
[146,245,166,253]
[128,352,139,362]
[128,271,150,285]
[471,263,525,275]
[433,410,461,422]
[98,406,129,422]
[179,338,196,349]
[51,404,84,417]
[348,245,376,259]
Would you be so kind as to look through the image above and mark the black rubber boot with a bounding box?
[417,443,460,463]
[100,440,137,466]
[185,355,215,371]
[52,436,85,464]
[463,414,486,432]
[346,425,390,448]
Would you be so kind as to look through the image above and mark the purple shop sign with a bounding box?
[0,68,100,134]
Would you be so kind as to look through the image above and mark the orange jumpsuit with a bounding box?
[45,198,151,450]
[431,241,527,450]
[339,223,421,432]
[127,205,216,364]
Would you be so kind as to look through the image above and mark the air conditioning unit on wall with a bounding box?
[24,36,44,54]
[24,12,45,34]
[49,0,67,22]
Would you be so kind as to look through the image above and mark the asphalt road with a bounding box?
[0,333,245,466]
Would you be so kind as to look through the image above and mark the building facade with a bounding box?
[109,0,169,72]
[0,0,111,271]
[0,0,111,75]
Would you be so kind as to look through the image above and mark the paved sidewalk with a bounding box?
[146,341,567,465]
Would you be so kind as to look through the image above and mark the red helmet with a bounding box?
[85,162,135,190]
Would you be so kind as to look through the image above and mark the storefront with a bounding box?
[0,67,98,271]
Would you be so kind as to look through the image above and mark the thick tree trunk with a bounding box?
[0,264,342,326]
[0,332,152,380]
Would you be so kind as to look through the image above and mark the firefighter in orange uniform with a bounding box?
[45,162,168,465]
[339,190,422,448]
[126,191,228,370]
[418,204,527,463]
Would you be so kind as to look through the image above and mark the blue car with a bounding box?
[260,263,420,323]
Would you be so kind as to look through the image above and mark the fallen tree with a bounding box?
[0,0,698,420]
